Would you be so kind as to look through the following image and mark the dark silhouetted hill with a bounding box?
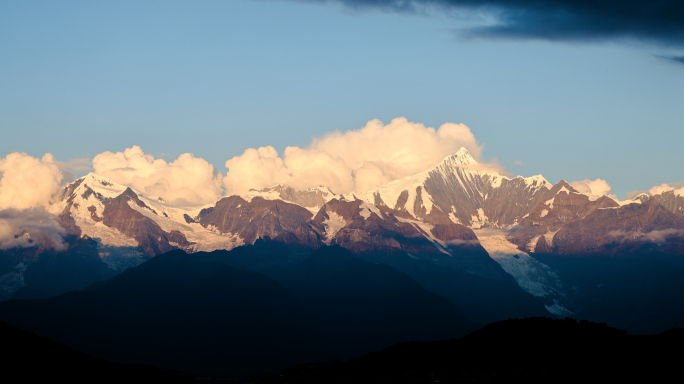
[256,317,684,383]
[0,321,190,382]
[0,245,474,377]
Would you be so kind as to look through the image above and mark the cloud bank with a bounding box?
[0,118,486,247]
[92,146,224,207]
[223,117,485,194]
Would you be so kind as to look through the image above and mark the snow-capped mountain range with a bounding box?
[50,147,684,256]
[4,147,684,322]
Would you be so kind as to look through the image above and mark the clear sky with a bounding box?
[1,0,682,199]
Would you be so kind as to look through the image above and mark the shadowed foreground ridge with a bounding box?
[0,244,475,377]
[4,315,684,382]
[0,321,191,382]
[251,317,684,383]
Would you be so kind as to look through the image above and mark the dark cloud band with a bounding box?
[660,54,684,64]
[299,0,684,46]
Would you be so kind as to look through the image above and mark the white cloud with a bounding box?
[0,152,64,210]
[648,183,683,196]
[223,146,354,195]
[224,117,488,194]
[626,181,684,200]
[569,179,616,201]
[0,153,67,250]
[311,117,483,174]
[92,146,223,207]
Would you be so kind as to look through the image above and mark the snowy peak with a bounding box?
[646,187,684,216]
[440,147,477,168]
[360,146,557,228]
[75,173,128,200]
[519,175,551,191]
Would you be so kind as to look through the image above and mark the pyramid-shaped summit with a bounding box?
[441,147,477,168]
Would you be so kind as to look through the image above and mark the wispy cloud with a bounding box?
[609,228,684,246]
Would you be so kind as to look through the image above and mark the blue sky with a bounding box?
[1,0,682,199]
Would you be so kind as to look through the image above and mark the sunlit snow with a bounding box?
[474,229,564,299]
[322,211,346,244]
